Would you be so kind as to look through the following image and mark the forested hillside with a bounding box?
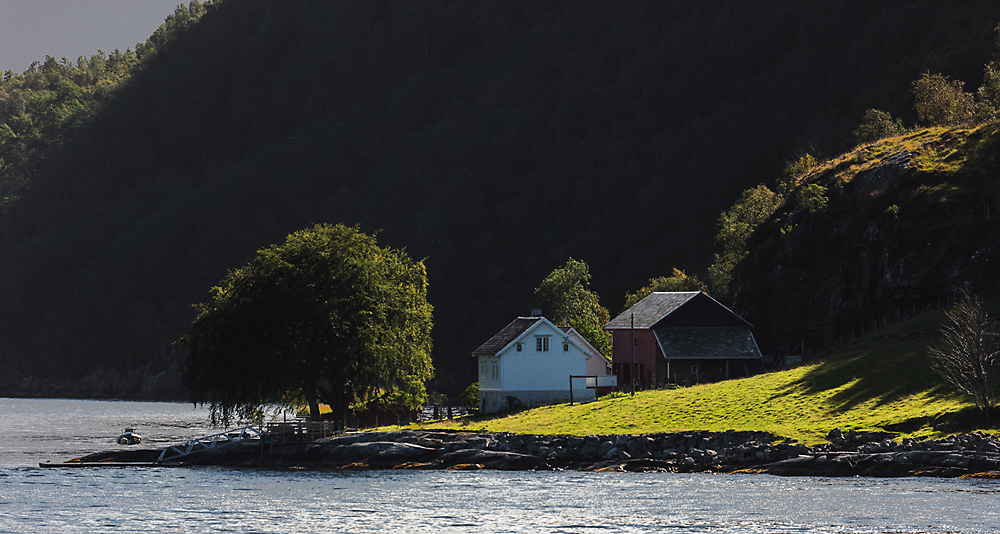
[2,0,999,398]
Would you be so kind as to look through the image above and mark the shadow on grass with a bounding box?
[769,335,954,414]
[882,405,995,434]
[947,405,999,433]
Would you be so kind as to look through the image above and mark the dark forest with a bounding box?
[1,0,999,398]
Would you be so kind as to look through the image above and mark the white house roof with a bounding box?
[472,317,540,357]
[472,316,589,357]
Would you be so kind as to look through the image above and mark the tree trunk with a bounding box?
[335,383,346,431]
[306,390,321,423]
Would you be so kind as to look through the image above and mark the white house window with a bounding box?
[536,336,549,352]
[516,343,522,352]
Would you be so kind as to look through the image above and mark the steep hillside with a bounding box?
[2,0,1000,398]
[734,124,1000,355]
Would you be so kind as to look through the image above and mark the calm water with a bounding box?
[1,398,999,533]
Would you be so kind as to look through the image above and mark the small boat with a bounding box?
[117,427,142,445]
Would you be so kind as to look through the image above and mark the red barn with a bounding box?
[604,291,763,389]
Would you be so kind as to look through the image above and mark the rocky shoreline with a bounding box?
[69,428,1000,478]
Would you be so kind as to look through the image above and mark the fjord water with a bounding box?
[2,399,999,533]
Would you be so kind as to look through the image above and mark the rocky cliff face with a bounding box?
[732,126,1000,356]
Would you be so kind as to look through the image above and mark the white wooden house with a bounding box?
[473,316,615,414]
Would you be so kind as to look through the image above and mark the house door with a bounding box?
[613,363,629,390]
[656,360,667,387]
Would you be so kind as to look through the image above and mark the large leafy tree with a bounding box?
[534,258,611,358]
[178,223,434,428]
[912,72,976,126]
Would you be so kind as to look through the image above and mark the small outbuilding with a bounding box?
[604,291,763,389]
[473,316,615,414]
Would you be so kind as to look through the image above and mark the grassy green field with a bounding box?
[410,308,995,444]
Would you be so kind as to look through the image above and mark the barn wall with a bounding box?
[610,329,660,389]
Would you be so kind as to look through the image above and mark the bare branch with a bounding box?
[927,290,999,422]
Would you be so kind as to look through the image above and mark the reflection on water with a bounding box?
[1,398,999,533]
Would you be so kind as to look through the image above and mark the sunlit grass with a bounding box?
[800,124,992,190]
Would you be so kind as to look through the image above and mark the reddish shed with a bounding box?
[604,292,763,389]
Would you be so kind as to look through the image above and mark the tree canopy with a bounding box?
[707,184,783,298]
[178,223,434,427]
[912,72,976,126]
[623,268,706,310]
[534,258,612,358]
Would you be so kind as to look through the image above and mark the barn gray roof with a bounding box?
[605,291,700,329]
[472,317,542,357]
[653,327,762,360]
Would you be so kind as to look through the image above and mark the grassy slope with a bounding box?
[411,308,989,444]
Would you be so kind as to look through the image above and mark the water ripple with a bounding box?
[2,399,1000,533]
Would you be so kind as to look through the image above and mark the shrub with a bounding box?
[977,63,1000,122]
[977,24,1000,123]
[460,382,479,409]
[778,153,817,196]
[853,109,906,144]
[796,183,829,214]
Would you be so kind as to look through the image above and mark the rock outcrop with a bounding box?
[733,130,1000,355]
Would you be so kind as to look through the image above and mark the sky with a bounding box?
[0,0,186,73]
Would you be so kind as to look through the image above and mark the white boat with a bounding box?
[117,427,142,445]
